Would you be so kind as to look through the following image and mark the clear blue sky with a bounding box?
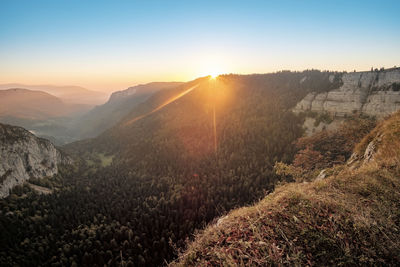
[1,0,399,91]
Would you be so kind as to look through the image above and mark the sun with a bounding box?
[209,70,222,79]
[197,63,225,79]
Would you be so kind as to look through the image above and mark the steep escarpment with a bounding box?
[172,111,400,266]
[294,68,400,118]
[0,123,70,198]
[69,82,183,139]
[108,82,183,103]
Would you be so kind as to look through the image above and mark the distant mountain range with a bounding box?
[0,88,91,120]
[0,83,108,105]
[0,82,184,144]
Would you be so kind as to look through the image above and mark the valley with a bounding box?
[0,82,183,145]
[1,1,399,265]
[2,69,400,265]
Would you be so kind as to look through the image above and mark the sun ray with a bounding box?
[125,84,199,126]
[213,102,217,153]
[210,78,218,153]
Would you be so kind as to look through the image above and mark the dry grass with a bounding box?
[171,111,400,266]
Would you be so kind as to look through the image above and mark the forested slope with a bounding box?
[172,111,400,266]
[69,82,182,139]
[2,71,343,266]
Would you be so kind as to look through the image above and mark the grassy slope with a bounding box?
[172,112,400,266]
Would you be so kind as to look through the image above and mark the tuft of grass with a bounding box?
[171,111,400,266]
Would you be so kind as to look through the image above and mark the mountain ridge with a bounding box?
[68,81,183,139]
[108,82,183,103]
[0,88,91,120]
[293,67,400,118]
[0,83,108,106]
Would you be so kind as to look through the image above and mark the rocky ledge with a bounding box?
[294,67,400,118]
[0,123,71,198]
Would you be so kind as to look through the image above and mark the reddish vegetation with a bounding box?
[293,116,376,170]
[172,113,400,266]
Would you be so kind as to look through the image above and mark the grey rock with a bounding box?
[363,141,376,164]
[302,116,343,136]
[300,76,308,84]
[0,123,71,198]
[217,215,228,226]
[294,68,400,118]
[315,169,327,181]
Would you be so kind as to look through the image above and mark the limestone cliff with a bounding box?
[0,123,71,198]
[107,82,183,103]
[293,68,400,118]
[69,82,183,139]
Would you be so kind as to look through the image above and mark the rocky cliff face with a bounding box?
[107,82,183,103]
[69,82,183,139]
[293,68,400,118]
[0,123,70,198]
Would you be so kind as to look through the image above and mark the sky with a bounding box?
[1,0,400,92]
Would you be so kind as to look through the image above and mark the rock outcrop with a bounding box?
[107,82,183,104]
[294,68,400,118]
[0,123,71,198]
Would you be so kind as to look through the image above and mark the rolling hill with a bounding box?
[0,88,94,145]
[0,88,89,120]
[0,83,108,105]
